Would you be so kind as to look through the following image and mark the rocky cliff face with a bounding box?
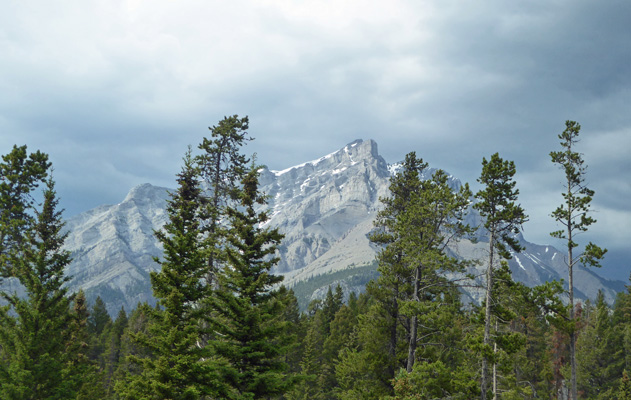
[258,139,390,274]
[61,183,170,315]
[4,139,622,315]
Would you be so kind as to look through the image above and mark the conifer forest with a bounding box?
[2,116,630,400]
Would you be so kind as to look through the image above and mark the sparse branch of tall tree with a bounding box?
[550,120,606,400]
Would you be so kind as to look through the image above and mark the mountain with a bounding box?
[3,140,623,315]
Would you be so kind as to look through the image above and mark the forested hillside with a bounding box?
[1,116,628,399]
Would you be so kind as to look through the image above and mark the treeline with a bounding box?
[0,117,627,399]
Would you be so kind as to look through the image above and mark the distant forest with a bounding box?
[1,116,629,399]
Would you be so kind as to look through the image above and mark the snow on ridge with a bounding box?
[515,256,526,271]
[271,150,340,176]
[270,140,365,176]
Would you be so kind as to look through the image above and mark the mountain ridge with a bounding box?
[4,139,622,315]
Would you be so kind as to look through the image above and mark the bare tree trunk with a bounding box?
[567,197,578,400]
[569,230,577,400]
[406,266,421,373]
[482,230,495,400]
[388,284,399,379]
[493,320,498,400]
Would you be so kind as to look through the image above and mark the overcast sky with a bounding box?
[2,1,630,280]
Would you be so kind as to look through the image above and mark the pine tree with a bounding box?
[210,166,294,399]
[0,177,74,399]
[116,150,224,399]
[550,120,607,400]
[371,152,472,376]
[474,153,528,400]
[399,167,472,372]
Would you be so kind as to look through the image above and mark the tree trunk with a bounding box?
[567,184,578,400]
[482,230,495,400]
[493,320,498,400]
[406,266,421,373]
[569,234,577,399]
[388,284,399,379]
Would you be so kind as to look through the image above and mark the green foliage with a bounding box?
[619,370,631,400]
[290,261,378,311]
[88,296,111,336]
[196,115,252,283]
[0,177,76,399]
[390,362,479,400]
[209,166,294,399]
[0,145,51,278]
[474,153,528,259]
[370,152,474,383]
[116,150,224,399]
[113,303,156,396]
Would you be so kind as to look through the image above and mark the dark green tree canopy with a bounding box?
[474,152,528,259]
[0,145,51,277]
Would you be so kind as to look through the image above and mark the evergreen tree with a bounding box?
[0,145,50,278]
[550,120,607,400]
[116,150,224,399]
[0,177,74,399]
[210,166,294,399]
[369,152,427,379]
[277,286,304,376]
[619,370,631,400]
[88,296,111,336]
[289,308,327,400]
[196,115,252,283]
[66,290,107,399]
[372,152,474,382]
[474,153,528,400]
[113,303,157,397]
[335,305,395,400]
[102,307,128,397]
[398,167,472,372]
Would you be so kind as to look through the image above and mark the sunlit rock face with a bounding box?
[30,139,623,315]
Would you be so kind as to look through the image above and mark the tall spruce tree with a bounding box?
[474,153,528,400]
[0,177,75,399]
[116,150,224,399]
[550,120,606,400]
[0,145,50,278]
[210,166,294,399]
